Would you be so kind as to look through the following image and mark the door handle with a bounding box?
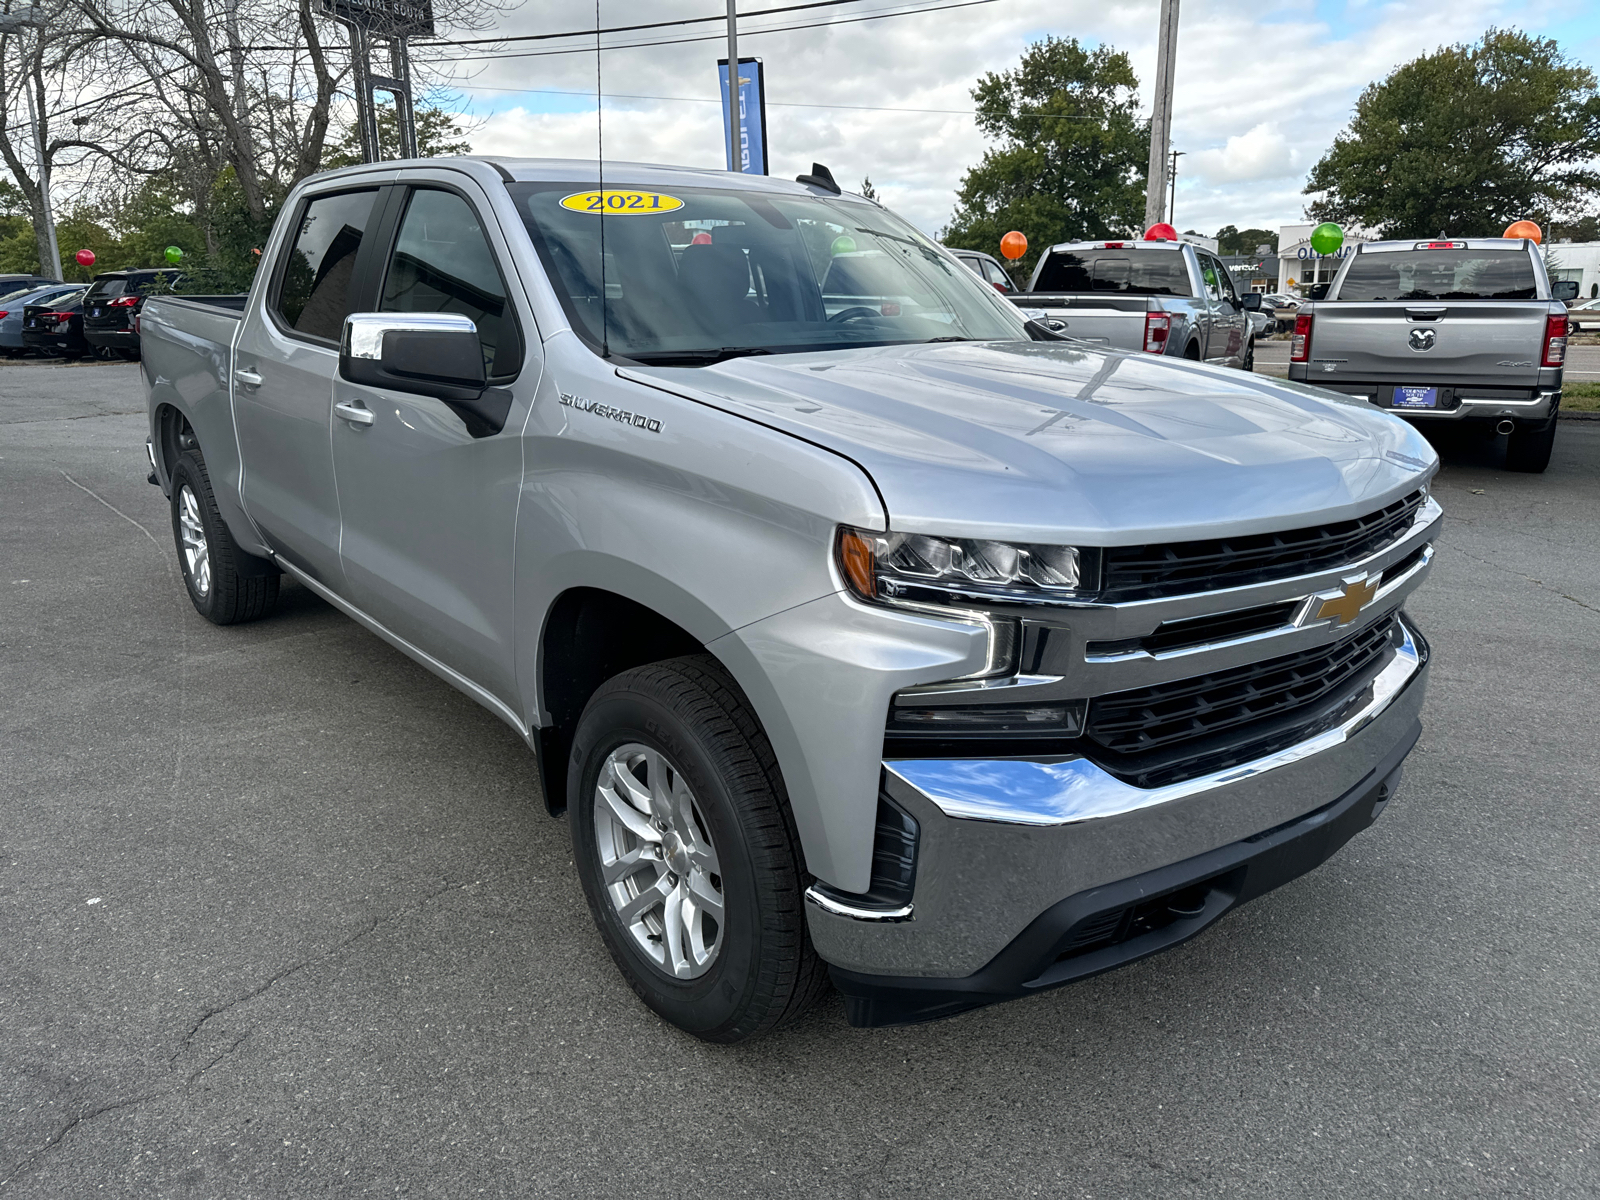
[334,400,375,426]
[234,367,263,387]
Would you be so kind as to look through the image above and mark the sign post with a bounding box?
[717,57,768,174]
[319,0,433,161]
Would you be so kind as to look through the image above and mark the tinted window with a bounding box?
[980,259,1013,289]
[1033,249,1193,296]
[380,188,522,380]
[275,189,378,340]
[1338,250,1538,301]
[1211,257,1238,303]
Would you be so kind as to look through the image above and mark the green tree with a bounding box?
[1215,225,1278,255]
[323,106,473,171]
[1306,29,1600,237]
[942,36,1149,280]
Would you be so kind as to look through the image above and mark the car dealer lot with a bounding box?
[2,361,1597,1197]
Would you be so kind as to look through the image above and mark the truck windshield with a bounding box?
[1032,249,1193,296]
[510,181,1028,363]
[1337,250,1538,301]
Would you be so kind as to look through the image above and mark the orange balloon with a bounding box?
[1000,230,1028,260]
[1503,220,1541,244]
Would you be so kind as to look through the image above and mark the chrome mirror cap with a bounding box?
[342,312,478,360]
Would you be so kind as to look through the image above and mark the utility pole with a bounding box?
[1143,0,1179,233]
[1167,149,1184,227]
[725,0,740,173]
[0,7,59,279]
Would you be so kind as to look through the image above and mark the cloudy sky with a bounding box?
[422,0,1600,241]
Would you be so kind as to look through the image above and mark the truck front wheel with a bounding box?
[568,655,828,1043]
[168,451,280,624]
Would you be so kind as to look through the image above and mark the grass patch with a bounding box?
[1563,381,1600,411]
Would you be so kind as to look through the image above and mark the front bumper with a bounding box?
[808,614,1429,1025]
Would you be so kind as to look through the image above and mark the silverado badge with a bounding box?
[1314,576,1378,626]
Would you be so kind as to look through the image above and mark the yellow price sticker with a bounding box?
[559,189,685,216]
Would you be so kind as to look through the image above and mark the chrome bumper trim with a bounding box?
[885,616,1423,828]
[803,888,915,923]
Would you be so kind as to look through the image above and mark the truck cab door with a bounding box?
[1208,253,1247,366]
[234,185,388,585]
[328,182,537,707]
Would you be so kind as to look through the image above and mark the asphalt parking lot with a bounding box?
[3,361,1597,1198]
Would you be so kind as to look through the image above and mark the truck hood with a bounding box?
[622,340,1438,543]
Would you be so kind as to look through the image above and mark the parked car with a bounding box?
[21,289,89,357]
[1289,236,1577,472]
[83,268,184,359]
[1007,239,1260,370]
[0,272,57,296]
[0,282,87,357]
[947,247,1019,295]
[141,157,1438,1040]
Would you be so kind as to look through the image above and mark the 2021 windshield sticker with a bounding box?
[558,190,685,216]
[559,392,662,433]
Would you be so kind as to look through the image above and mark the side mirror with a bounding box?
[1552,280,1580,302]
[1308,283,1330,301]
[1240,293,1263,311]
[340,313,486,402]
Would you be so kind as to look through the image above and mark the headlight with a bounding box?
[837,527,1097,606]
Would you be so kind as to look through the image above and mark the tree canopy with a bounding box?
[1305,29,1600,238]
[1215,226,1278,255]
[942,37,1149,280]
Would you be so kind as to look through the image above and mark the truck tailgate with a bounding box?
[1309,302,1548,387]
[1011,295,1146,348]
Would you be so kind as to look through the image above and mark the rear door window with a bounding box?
[379,188,523,380]
[1033,249,1193,296]
[274,189,379,341]
[980,259,1013,290]
[1338,250,1538,301]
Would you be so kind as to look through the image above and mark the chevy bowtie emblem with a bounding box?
[1316,576,1378,626]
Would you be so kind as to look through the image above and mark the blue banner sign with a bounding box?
[718,57,768,175]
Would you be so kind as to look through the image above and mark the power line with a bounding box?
[444,84,1114,121]
[420,0,999,62]
[414,0,872,48]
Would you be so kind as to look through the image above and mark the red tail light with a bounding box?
[1104,242,1126,249]
[1143,312,1172,353]
[1291,313,1314,362]
[0,312,8,320]
[109,295,139,307]
[1542,313,1568,367]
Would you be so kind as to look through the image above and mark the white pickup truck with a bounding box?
[139,156,1440,1040]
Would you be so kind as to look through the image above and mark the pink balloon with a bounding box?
[75,249,96,266]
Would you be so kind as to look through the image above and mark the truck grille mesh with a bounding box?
[1099,491,1425,602]
[1084,615,1398,788]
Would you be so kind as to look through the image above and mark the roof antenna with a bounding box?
[795,163,841,194]
[596,0,609,358]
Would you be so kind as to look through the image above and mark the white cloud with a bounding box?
[432,0,1581,241]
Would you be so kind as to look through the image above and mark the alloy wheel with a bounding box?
[593,742,725,979]
[177,484,210,597]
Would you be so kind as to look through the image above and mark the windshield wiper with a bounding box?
[621,347,775,366]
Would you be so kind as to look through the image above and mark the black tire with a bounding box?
[1505,417,1557,473]
[168,450,280,624]
[568,655,829,1043]
[1183,340,1201,360]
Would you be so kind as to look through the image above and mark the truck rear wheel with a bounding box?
[168,450,280,624]
[1505,417,1557,473]
[568,655,828,1043]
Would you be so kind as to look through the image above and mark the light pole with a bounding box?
[725,0,740,173]
[1142,0,1180,232]
[0,6,59,280]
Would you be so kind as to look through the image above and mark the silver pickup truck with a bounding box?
[141,157,1440,1041]
[1288,237,1579,472]
[1012,239,1262,370]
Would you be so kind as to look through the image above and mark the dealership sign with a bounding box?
[318,0,433,37]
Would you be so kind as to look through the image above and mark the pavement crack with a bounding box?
[1438,538,1599,616]
[57,469,164,550]
[1,1092,162,1188]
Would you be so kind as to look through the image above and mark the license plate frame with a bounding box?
[1392,385,1441,409]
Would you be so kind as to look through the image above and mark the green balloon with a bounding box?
[830,235,856,256]
[164,245,183,264]
[1309,222,1344,256]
